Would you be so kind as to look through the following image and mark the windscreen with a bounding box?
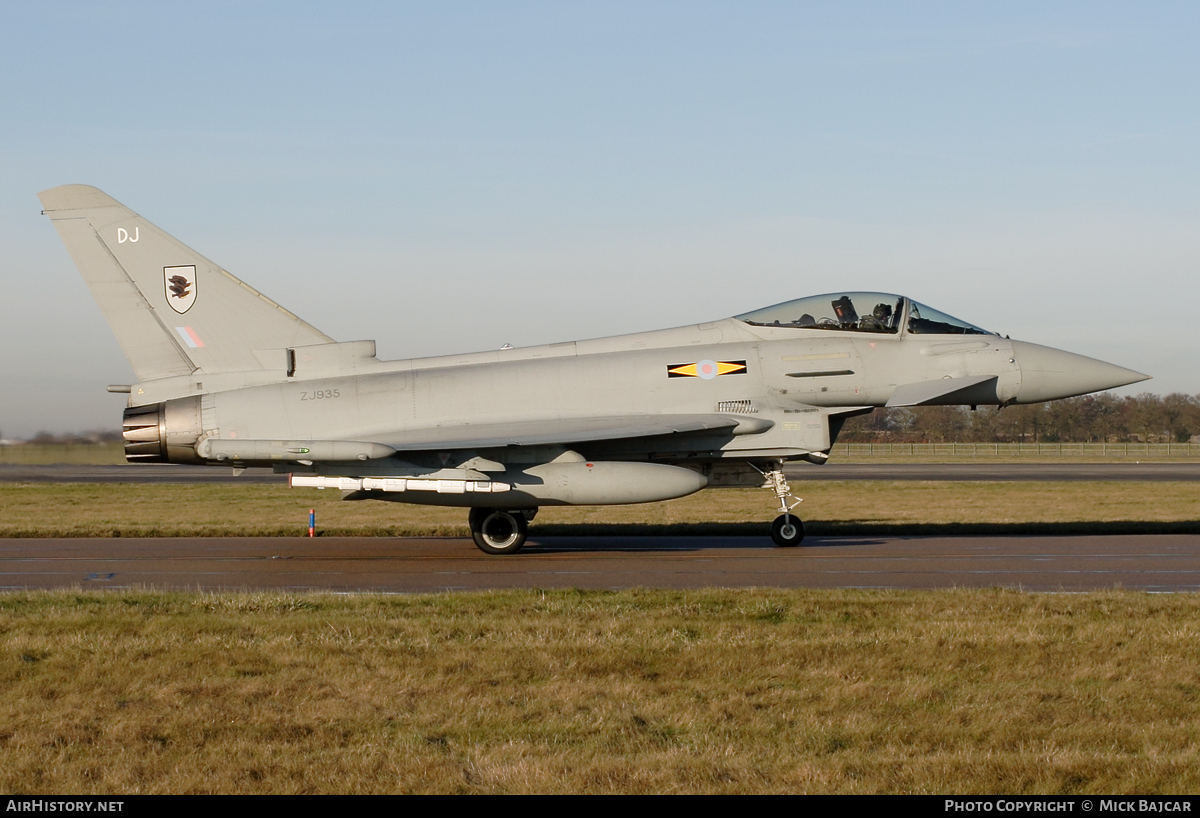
[906,301,993,335]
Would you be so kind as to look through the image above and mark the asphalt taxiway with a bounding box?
[3,534,1198,593]
[4,462,1196,593]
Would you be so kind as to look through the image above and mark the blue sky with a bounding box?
[2,2,1196,436]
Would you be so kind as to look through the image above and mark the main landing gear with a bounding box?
[468,507,532,555]
[753,459,806,547]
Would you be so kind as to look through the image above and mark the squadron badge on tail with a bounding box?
[163,265,196,314]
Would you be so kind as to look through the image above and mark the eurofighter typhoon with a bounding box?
[39,185,1149,553]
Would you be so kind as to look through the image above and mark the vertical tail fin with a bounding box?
[39,185,334,383]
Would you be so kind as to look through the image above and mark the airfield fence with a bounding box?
[832,442,1200,457]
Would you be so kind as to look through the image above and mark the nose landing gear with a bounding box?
[753,459,806,547]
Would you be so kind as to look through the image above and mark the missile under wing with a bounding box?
[39,185,1149,553]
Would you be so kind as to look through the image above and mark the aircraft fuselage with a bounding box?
[41,184,1149,551]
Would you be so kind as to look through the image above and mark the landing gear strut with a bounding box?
[753,459,805,547]
[468,507,530,555]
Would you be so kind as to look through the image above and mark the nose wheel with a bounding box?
[754,459,806,547]
[771,514,805,547]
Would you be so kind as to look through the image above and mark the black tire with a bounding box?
[469,509,528,555]
[770,514,805,547]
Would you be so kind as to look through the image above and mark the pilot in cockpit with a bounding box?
[860,301,894,331]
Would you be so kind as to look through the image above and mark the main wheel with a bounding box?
[771,514,805,547]
[469,508,529,555]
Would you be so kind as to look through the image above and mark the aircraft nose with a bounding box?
[1011,340,1150,403]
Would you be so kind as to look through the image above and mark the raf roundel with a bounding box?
[666,360,749,379]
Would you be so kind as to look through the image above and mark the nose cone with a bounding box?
[1011,340,1150,403]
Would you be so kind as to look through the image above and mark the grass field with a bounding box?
[2,479,1198,537]
[3,468,1197,794]
[0,442,125,465]
[2,588,1198,794]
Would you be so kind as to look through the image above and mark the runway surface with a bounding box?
[4,462,1196,593]
[3,534,1198,593]
[3,462,1199,483]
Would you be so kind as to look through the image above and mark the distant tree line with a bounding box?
[19,430,123,445]
[839,393,1200,444]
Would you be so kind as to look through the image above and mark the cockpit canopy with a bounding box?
[736,292,993,336]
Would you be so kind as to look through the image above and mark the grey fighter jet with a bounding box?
[39,185,1149,554]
